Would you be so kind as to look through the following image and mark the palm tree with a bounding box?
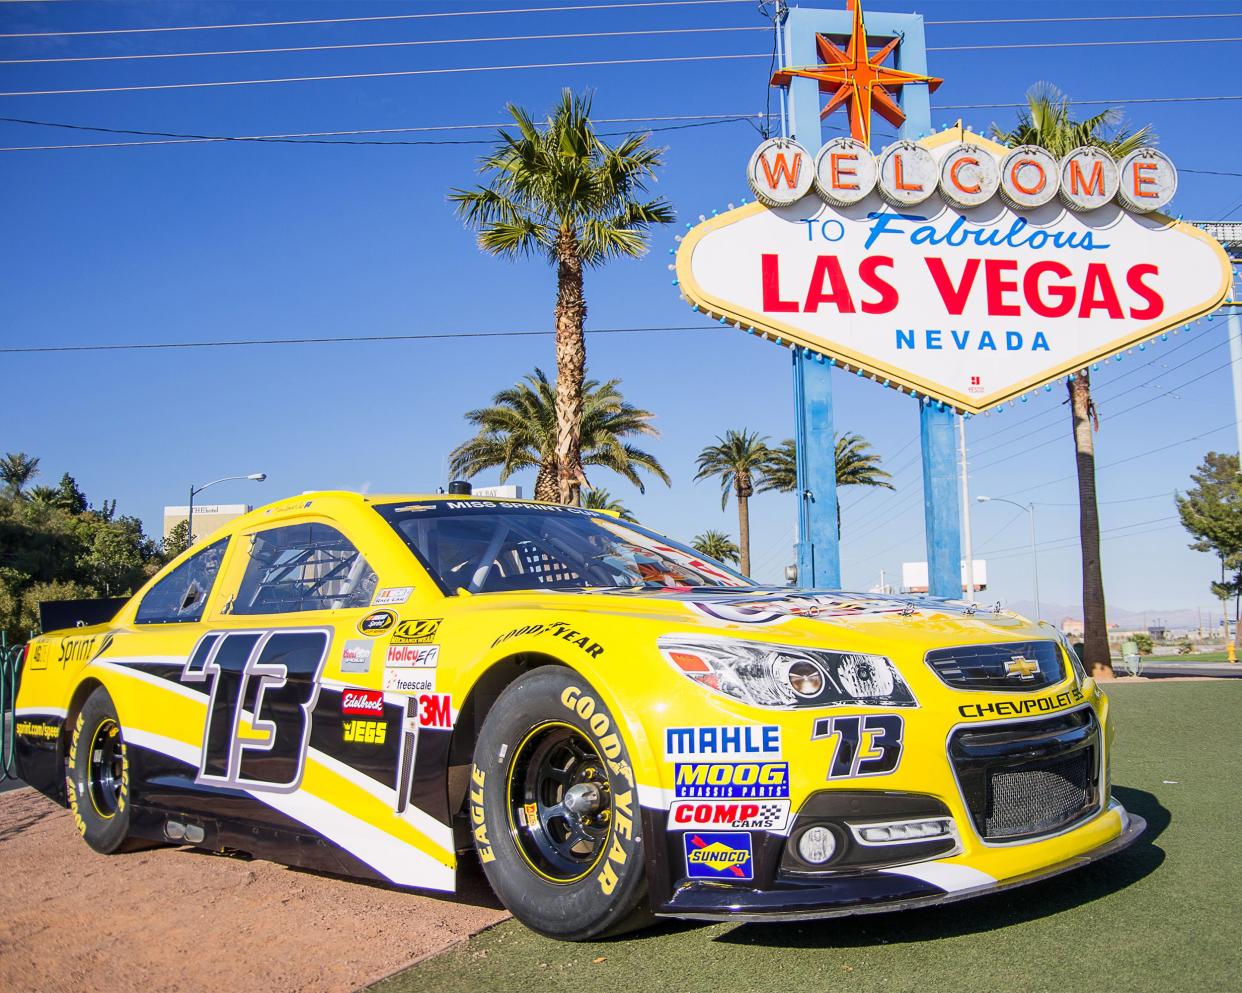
[762,434,895,536]
[993,83,1152,681]
[583,488,637,522]
[1,452,40,498]
[27,485,60,506]
[449,368,670,502]
[450,90,674,506]
[691,530,741,566]
[695,430,772,576]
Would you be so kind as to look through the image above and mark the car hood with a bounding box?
[476,586,1054,651]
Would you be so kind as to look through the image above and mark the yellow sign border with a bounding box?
[675,132,1232,415]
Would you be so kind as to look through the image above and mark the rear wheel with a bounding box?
[470,666,651,940]
[66,687,136,854]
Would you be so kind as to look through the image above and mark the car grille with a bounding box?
[925,640,1064,691]
[949,708,1100,842]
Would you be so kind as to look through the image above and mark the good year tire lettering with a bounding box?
[559,686,637,894]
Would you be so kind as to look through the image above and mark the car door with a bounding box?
[192,515,456,889]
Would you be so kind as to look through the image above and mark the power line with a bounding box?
[5,39,1242,99]
[4,7,1238,40]
[0,324,722,355]
[0,1,754,38]
[6,93,1242,152]
[993,419,1239,499]
[0,112,762,151]
[927,36,1242,53]
[0,25,772,65]
[0,53,771,98]
[937,94,1242,110]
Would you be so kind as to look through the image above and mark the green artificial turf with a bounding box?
[374,682,1241,993]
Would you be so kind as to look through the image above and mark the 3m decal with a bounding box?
[811,714,904,778]
[341,688,384,716]
[383,670,435,694]
[372,587,413,606]
[492,621,604,658]
[669,799,790,832]
[343,719,387,745]
[390,619,442,645]
[357,609,397,636]
[180,628,330,793]
[384,644,440,668]
[664,725,781,761]
[417,693,452,729]
[674,762,789,799]
[958,687,1084,719]
[340,639,373,674]
[683,831,754,880]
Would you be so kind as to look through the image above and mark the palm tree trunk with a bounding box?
[1068,372,1113,680]
[554,228,587,506]
[534,459,559,502]
[738,493,751,576]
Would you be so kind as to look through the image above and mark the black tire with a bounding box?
[470,666,652,940]
[66,687,136,854]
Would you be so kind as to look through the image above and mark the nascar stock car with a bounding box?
[12,489,1143,940]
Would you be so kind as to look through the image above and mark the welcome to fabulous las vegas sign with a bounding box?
[675,129,1232,414]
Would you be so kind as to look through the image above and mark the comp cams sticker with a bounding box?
[669,799,790,832]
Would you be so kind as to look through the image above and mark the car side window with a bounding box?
[233,522,377,615]
[135,537,229,624]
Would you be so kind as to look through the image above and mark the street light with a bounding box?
[976,495,1040,621]
[187,473,266,546]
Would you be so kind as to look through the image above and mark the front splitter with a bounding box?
[658,811,1147,924]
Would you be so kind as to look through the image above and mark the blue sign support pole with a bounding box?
[784,7,840,588]
[782,4,960,595]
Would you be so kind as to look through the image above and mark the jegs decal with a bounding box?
[811,714,904,779]
[181,629,331,793]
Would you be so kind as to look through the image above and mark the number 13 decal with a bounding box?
[812,714,904,779]
[181,629,330,793]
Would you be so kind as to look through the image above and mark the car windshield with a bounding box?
[374,500,754,594]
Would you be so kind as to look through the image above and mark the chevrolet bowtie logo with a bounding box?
[1004,655,1039,679]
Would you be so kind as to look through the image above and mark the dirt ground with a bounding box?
[0,788,509,993]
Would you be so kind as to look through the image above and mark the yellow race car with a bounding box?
[12,489,1142,940]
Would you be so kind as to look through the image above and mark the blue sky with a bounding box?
[3,0,1241,626]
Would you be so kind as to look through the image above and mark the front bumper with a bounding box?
[655,803,1145,922]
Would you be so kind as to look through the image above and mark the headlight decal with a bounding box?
[658,635,918,709]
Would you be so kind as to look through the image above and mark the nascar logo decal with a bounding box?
[683,831,754,880]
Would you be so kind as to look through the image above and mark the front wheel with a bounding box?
[66,687,137,854]
[470,666,651,940]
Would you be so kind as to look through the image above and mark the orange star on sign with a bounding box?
[770,0,942,147]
